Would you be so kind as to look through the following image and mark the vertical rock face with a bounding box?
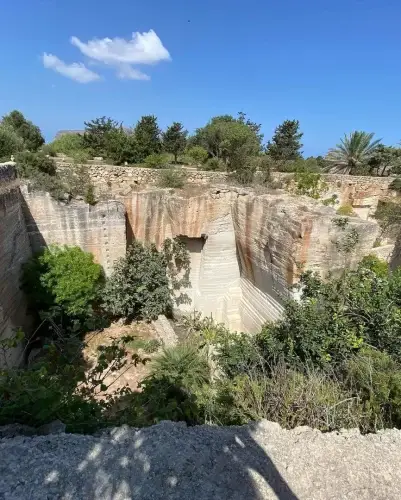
[232,194,380,332]
[21,189,126,276]
[124,190,243,330]
[0,178,32,365]
[123,188,380,332]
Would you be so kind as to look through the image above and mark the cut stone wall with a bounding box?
[0,168,32,365]
[21,188,126,275]
[122,188,380,332]
[232,193,379,331]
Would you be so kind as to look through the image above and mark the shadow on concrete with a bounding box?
[3,421,298,499]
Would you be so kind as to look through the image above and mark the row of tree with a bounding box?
[1,109,401,178]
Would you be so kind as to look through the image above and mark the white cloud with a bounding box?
[116,64,150,81]
[42,53,100,83]
[70,29,170,80]
[42,30,170,83]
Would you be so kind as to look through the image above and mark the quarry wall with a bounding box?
[0,165,32,365]
[121,188,380,332]
[0,162,393,353]
[21,188,126,276]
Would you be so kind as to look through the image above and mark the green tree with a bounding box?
[186,145,209,165]
[83,117,138,164]
[134,115,161,162]
[49,133,89,162]
[0,125,24,160]
[193,115,260,169]
[83,116,120,158]
[325,131,382,174]
[266,119,303,162]
[367,145,401,176]
[21,245,104,321]
[2,110,45,152]
[103,238,190,321]
[163,122,188,163]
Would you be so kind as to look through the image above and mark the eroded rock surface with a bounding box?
[1,420,400,499]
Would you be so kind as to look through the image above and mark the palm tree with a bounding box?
[325,131,382,174]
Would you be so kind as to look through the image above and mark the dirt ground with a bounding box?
[82,321,161,396]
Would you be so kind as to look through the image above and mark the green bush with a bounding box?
[360,255,389,278]
[103,240,184,321]
[49,134,87,159]
[337,203,354,216]
[158,168,186,188]
[2,110,44,152]
[186,146,208,165]
[203,157,225,171]
[0,125,24,160]
[343,347,401,431]
[143,153,169,169]
[21,245,104,325]
[214,364,364,430]
[291,170,327,199]
[258,265,401,368]
[15,151,56,177]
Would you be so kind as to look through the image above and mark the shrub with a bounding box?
[50,133,87,159]
[337,203,354,216]
[389,177,401,192]
[203,157,225,171]
[103,240,180,321]
[158,168,186,188]
[215,363,364,430]
[21,245,104,325]
[0,125,24,160]
[143,153,169,169]
[186,146,208,165]
[360,255,389,278]
[291,170,327,199]
[15,151,56,177]
[343,347,401,431]
[2,110,44,152]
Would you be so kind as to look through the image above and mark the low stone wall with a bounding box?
[56,163,229,196]
[57,163,397,219]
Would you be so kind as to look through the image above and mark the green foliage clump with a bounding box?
[336,203,354,216]
[192,114,261,169]
[158,168,186,188]
[21,245,104,324]
[360,255,389,278]
[2,110,44,152]
[134,115,161,162]
[143,153,169,169]
[163,122,187,163]
[0,125,24,160]
[266,119,303,162]
[290,169,327,199]
[50,133,90,163]
[186,145,209,165]
[103,238,190,321]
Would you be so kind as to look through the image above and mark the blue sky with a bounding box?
[0,0,400,156]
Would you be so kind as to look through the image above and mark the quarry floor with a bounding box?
[1,420,400,499]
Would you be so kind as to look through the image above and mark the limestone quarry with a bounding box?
[0,161,398,358]
[2,161,401,499]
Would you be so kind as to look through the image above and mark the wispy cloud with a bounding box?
[42,53,101,83]
[42,30,171,83]
[70,30,171,80]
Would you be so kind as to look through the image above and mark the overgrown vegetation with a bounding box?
[4,236,401,434]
